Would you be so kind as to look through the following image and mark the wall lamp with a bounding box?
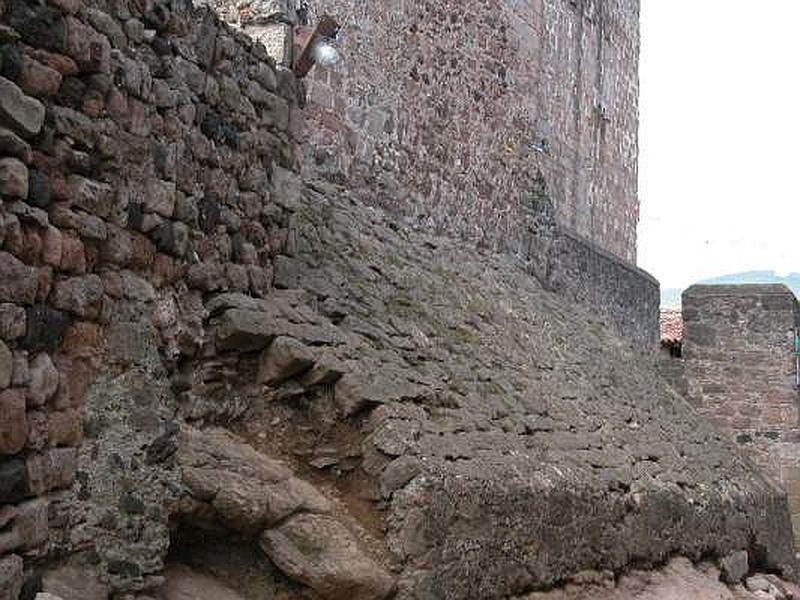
[293,15,342,78]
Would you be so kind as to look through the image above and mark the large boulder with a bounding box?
[177,427,331,533]
[260,513,394,600]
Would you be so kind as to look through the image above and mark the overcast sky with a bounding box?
[637,1,800,290]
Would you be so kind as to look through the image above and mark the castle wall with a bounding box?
[302,0,641,263]
[204,0,658,349]
[681,285,800,542]
[0,0,301,592]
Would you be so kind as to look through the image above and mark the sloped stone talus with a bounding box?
[259,180,797,598]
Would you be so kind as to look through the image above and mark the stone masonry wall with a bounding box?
[681,285,800,543]
[301,0,641,263]
[551,228,658,349]
[0,0,302,594]
[203,0,658,350]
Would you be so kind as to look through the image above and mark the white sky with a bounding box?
[637,1,800,290]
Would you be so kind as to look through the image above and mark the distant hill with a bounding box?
[660,271,800,308]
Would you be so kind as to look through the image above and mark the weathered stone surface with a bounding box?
[41,564,110,600]
[25,448,77,495]
[0,339,11,389]
[0,157,29,198]
[0,76,45,138]
[68,175,114,218]
[0,458,28,504]
[720,550,750,584]
[144,179,176,217]
[50,275,104,318]
[257,335,315,385]
[0,389,26,454]
[215,308,278,352]
[0,554,23,600]
[0,126,31,162]
[18,54,62,97]
[24,304,69,352]
[64,16,111,74]
[0,252,38,304]
[261,513,395,600]
[0,303,25,340]
[178,427,331,533]
[27,353,59,406]
[158,565,246,600]
[0,499,48,554]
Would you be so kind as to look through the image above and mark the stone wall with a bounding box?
[550,228,658,349]
[201,0,659,349]
[681,285,800,542]
[301,0,641,263]
[0,0,302,594]
[206,0,641,263]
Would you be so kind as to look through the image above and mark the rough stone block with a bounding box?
[257,335,315,385]
[144,179,176,217]
[18,54,62,97]
[0,499,48,555]
[720,549,749,583]
[25,448,77,495]
[0,554,23,600]
[0,339,11,389]
[0,458,28,504]
[260,513,395,600]
[27,353,59,407]
[0,388,26,455]
[0,157,29,198]
[68,175,113,218]
[50,274,104,318]
[0,126,32,163]
[64,16,111,74]
[0,76,45,138]
[24,304,69,352]
[0,252,37,305]
[48,408,82,447]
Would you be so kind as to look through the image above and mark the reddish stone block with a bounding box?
[48,408,82,447]
[64,17,111,74]
[18,54,62,98]
[0,389,26,455]
[52,356,95,409]
[59,233,87,274]
[61,321,104,360]
[36,266,53,302]
[152,253,181,288]
[0,252,38,305]
[42,225,63,267]
[17,228,41,265]
[130,232,156,269]
[29,48,79,76]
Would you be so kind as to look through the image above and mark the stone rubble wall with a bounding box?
[0,0,303,594]
[680,285,800,543]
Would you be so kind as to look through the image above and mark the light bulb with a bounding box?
[312,39,341,67]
